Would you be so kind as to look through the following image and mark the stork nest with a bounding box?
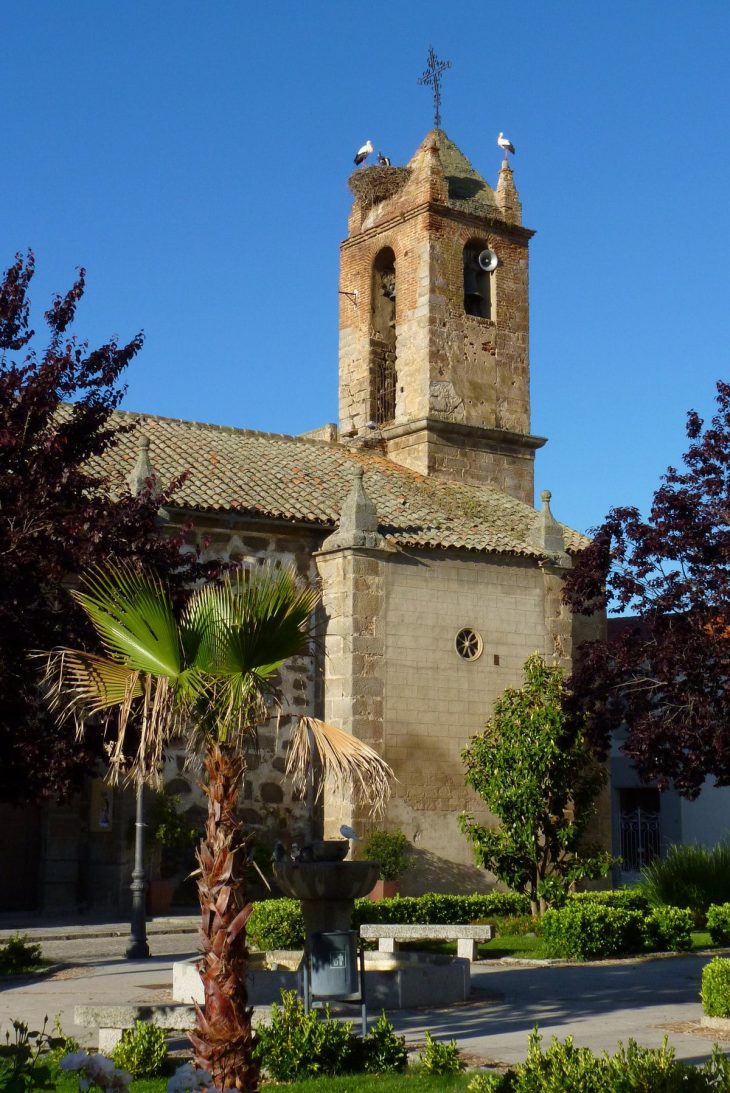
[348,166,411,209]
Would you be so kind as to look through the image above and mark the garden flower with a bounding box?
[59,1050,131,1090]
[167,1061,216,1092]
[60,1050,92,1071]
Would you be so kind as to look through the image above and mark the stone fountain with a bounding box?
[272,839,378,934]
[172,837,470,1010]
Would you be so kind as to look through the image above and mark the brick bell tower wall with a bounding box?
[338,133,544,504]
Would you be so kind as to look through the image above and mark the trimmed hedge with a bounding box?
[707,902,730,946]
[248,898,304,951]
[247,890,528,951]
[352,891,528,927]
[542,903,694,960]
[542,904,645,960]
[702,957,730,1017]
[247,888,691,957]
[568,888,651,913]
[643,906,693,952]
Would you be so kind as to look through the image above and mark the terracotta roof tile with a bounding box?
[97,409,588,559]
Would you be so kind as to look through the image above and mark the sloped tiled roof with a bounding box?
[97,409,587,560]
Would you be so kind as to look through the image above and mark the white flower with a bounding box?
[59,1050,90,1071]
[168,1062,216,1092]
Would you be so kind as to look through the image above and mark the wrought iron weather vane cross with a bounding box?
[418,46,452,129]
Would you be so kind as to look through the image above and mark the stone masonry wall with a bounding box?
[315,546,386,838]
[162,517,323,854]
[379,550,549,893]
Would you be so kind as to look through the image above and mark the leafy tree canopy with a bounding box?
[0,251,194,802]
[459,654,613,915]
[563,381,730,798]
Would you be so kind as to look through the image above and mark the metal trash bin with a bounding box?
[309,930,359,998]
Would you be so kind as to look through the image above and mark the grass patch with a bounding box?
[279,1071,474,1091]
[52,1071,476,1091]
[54,1080,165,1092]
[391,934,547,961]
[0,959,53,977]
[479,933,547,960]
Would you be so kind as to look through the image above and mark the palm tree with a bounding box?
[43,562,391,1092]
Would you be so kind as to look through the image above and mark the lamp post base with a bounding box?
[125,937,151,960]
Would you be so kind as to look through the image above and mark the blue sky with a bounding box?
[3,2,729,537]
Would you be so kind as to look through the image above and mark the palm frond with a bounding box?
[72,564,183,679]
[43,648,143,719]
[183,566,319,681]
[286,716,394,817]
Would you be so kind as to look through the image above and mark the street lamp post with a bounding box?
[125,777,150,959]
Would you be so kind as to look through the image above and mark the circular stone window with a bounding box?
[455,627,483,661]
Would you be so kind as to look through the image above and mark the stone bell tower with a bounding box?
[338,130,545,505]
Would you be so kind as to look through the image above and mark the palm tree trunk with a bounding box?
[189,741,260,1091]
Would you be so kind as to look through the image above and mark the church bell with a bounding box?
[463,267,483,299]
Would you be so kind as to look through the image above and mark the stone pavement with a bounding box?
[0,919,725,1067]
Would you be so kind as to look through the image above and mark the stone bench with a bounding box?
[359,923,494,961]
[75,1004,197,1052]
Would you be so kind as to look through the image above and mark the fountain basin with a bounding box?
[172,949,470,1009]
[272,860,378,901]
[272,859,379,934]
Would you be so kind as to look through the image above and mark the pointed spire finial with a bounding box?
[127,433,158,498]
[532,489,570,566]
[319,464,385,553]
[496,157,522,224]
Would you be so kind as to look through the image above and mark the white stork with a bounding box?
[354,140,374,166]
[377,151,391,167]
[497,131,516,156]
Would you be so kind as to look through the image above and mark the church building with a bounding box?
[31,127,606,910]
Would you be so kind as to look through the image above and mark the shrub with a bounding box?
[642,841,730,924]
[352,891,528,929]
[0,934,43,975]
[707,902,730,945]
[247,898,305,950]
[420,1030,464,1075]
[363,830,410,881]
[253,990,357,1080]
[362,1011,408,1073]
[110,1019,167,1078]
[568,887,651,913]
[493,915,540,937]
[702,957,730,1017]
[467,1074,505,1092]
[541,904,644,960]
[248,891,529,951]
[467,1030,730,1091]
[642,906,693,952]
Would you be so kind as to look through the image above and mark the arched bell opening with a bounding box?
[463,240,493,319]
[370,247,397,425]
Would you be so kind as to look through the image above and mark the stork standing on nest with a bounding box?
[354,140,374,166]
[377,152,391,166]
[497,131,516,156]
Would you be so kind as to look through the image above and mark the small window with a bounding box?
[463,242,492,319]
[455,628,483,661]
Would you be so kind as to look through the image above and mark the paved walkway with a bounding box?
[0,919,725,1067]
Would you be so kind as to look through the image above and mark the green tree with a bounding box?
[459,654,614,915]
[44,562,391,1092]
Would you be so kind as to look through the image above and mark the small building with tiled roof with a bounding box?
[79,125,606,900]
